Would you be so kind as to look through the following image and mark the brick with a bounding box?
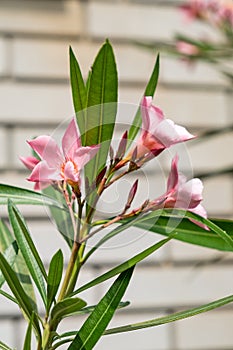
[0,0,82,35]
[0,82,74,123]
[176,311,233,349]
[186,132,233,173]
[0,127,7,167]
[0,37,9,76]
[0,320,15,349]
[121,265,233,307]
[160,56,226,85]
[12,39,99,80]
[170,239,228,262]
[155,88,228,128]
[202,175,233,216]
[87,2,219,41]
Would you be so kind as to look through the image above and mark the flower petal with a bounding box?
[167,155,179,192]
[20,156,39,171]
[73,145,100,169]
[141,97,164,133]
[190,204,209,230]
[63,161,80,184]
[28,161,61,183]
[28,136,63,167]
[62,118,81,159]
[177,178,203,209]
[154,119,195,147]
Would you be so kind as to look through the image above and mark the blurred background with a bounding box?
[0,0,232,349]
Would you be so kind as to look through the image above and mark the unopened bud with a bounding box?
[109,145,114,163]
[96,166,107,187]
[122,179,139,214]
[115,131,128,161]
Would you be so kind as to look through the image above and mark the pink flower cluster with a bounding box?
[181,0,233,26]
[21,97,207,227]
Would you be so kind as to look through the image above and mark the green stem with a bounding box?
[57,241,81,301]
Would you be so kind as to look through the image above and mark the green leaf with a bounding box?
[0,289,17,304]
[127,54,160,148]
[23,313,34,350]
[84,40,118,208]
[105,294,233,335]
[8,201,47,305]
[0,220,36,308]
[51,297,86,322]
[47,250,64,313]
[0,241,18,288]
[0,184,64,208]
[0,340,14,350]
[13,252,37,311]
[43,187,73,248]
[69,46,87,136]
[68,267,134,350]
[0,252,41,338]
[0,220,14,251]
[72,237,170,296]
[134,209,233,252]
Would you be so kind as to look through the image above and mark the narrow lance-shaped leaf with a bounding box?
[43,186,73,248]
[0,252,41,338]
[8,201,47,305]
[0,341,14,350]
[0,184,65,208]
[0,219,36,307]
[51,297,87,322]
[68,267,134,350]
[72,236,171,296]
[133,209,233,252]
[0,241,18,288]
[69,46,87,136]
[23,313,34,350]
[84,40,118,210]
[127,54,160,148]
[105,294,233,335]
[0,220,14,251]
[47,249,64,314]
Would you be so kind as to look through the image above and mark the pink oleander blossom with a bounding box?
[23,118,99,189]
[158,155,208,228]
[180,0,207,21]
[176,41,200,56]
[134,96,195,160]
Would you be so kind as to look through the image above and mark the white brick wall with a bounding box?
[0,1,232,349]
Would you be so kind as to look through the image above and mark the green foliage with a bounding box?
[0,184,64,208]
[68,267,134,350]
[0,39,233,350]
[8,201,47,305]
[47,250,64,314]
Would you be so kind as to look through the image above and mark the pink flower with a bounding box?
[20,156,48,190]
[176,41,200,56]
[24,118,99,189]
[20,156,40,171]
[217,2,233,26]
[134,97,195,160]
[180,0,207,21]
[162,155,208,228]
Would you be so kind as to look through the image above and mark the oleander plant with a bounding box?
[0,40,233,350]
